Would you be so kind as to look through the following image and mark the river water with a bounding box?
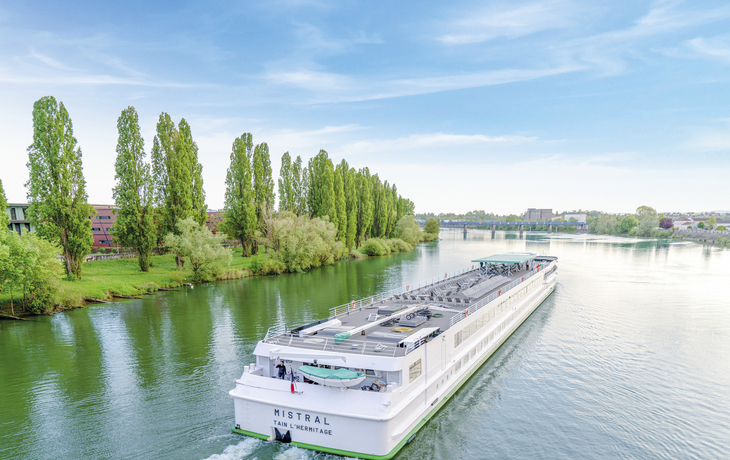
[1,230,729,460]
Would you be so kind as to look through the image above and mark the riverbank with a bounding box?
[0,241,424,316]
[671,228,730,247]
[0,249,254,315]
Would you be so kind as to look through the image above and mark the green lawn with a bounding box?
[0,249,254,311]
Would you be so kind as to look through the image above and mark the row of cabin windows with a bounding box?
[455,329,500,375]
[91,227,114,232]
[454,277,540,349]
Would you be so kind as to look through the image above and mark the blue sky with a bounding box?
[1,0,729,214]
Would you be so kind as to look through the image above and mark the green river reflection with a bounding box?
[1,230,729,459]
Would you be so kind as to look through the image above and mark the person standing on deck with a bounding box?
[276,361,287,379]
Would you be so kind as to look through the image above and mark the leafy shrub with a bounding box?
[256,212,347,273]
[164,218,233,282]
[361,238,389,256]
[422,232,438,242]
[386,238,412,253]
[697,222,705,229]
[424,218,440,235]
[716,225,727,231]
[249,254,286,275]
[394,215,422,247]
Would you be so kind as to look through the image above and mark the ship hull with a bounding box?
[231,270,557,459]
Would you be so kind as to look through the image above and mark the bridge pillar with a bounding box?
[463,225,467,235]
[519,224,524,237]
[491,224,496,237]
[548,225,552,233]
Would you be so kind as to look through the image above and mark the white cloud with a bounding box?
[264,68,354,93]
[438,0,580,45]
[264,64,583,103]
[684,36,730,63]
[341,132,536,156]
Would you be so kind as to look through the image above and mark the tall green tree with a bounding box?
[297,158,309,215]
[25,96,95,279]
[223,133,257,256]
[253,142,275,223]
[356,168,373,246]
[151,113,206,265]
[278,152,295,212]
[151,113,182,238]
[336,160,358,250]
[344,167,358,251]
[178,119,207,226]
[112,107,157,271]
[307,150,336,220]
[0,179,8,230]
[333,168,346,242]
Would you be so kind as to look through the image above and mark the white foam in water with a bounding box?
[273,446,356,460]
[273,446,310,460]
[204,438,262,460]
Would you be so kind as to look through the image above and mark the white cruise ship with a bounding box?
[230,253,558,459]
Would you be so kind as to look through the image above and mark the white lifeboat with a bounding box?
[298,365,366,388]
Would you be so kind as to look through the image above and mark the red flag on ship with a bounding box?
[291,372,295,394]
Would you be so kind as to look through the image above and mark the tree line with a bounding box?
[1,96,418,288]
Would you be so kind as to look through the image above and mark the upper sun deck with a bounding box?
[261,253,557,359]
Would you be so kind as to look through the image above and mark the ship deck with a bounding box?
[262,254,557,359]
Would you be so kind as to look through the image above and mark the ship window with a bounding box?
[471,322,477,335]
[455,361,461,372]
[462,325,470,341]
[454,331,462,348]
[463,355,469,366]
[471,348,476,358]
[409,359,422,383]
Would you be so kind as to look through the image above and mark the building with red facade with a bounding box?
[90,204,117,248]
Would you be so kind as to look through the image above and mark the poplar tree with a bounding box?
[151,113,178,238]
[253,142,274,223]
[333,170,346,242]
[151,113,206,265]
[307,150,336,220]
[336,160,358,251]
[278,152,294,212]
[223,133,256,256]
[178,119,207,226]
[25,96,95,279]
[293,156,307,215]
[112,107,156,271]
[356,168,373,246]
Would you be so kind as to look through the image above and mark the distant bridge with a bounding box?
[440,221,586,226]
[438,220,587,234]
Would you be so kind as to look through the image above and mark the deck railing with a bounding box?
[328,266,480,319]
[265,261,552,343]
[263,332,405,357]
[448,263,550,327]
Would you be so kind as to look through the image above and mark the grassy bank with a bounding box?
[0,249,255,313]
[0,238,431,315]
